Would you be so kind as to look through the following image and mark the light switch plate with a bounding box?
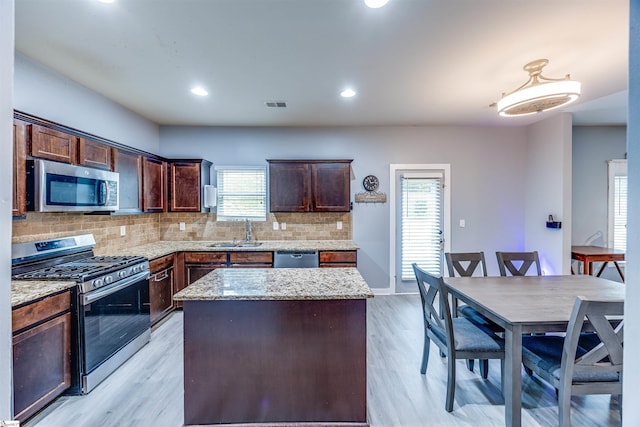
[337,221,343,230]
[281,222,287,230]
[459,219,465,228]
[179,222,186,231]
[120,225,126,236]
[273,222,279,230]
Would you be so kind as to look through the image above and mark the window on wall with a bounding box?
[607,159,627,251]
[216,166,267,221]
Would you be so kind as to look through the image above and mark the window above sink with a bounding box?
[215,166,266,222]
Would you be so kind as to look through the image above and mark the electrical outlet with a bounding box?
[0,421,20,427]
[120,225,126,236]
[337,221,343,230]
[459,219,466,228]
[273,222,279,230]
[179,222,186,231]
[281,222,286,230]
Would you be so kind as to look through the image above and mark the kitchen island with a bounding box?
[173,267,373,427]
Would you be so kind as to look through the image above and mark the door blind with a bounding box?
[400,176,442,279]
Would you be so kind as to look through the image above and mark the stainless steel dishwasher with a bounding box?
[273,250,319,268]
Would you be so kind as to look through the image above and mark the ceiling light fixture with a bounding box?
[98,0,115,4]
[190,87,208,97]
[341,88,356,98]
[496,59,581,117]
[364,0,390,8]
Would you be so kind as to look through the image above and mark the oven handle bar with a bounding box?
[82,271,150,305]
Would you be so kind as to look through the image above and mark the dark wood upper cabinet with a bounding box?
[169,160,212,212]
[78,137,112,170]
[13,119,27,217]
[112,148,143,214]
[311,162,351,211]
[269,161,310,212]
[28,124,78,164]
[268,160,352,212]
[142,157,167,213]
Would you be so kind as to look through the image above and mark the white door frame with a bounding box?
[389,163,451,293]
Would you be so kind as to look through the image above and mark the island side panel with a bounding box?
[183,299,367,426]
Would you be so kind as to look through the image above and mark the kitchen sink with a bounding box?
[237,241,262,247]
[210,241,262,248]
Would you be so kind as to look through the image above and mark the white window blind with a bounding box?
[607,160,627,251]
[400,175,442,280]
[216,166,266,221]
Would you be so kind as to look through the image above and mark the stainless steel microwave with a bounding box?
[26,159,119,212]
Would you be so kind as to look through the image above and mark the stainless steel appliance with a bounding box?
[273,250,319,268]
[26,159,119,212]
[12,234,150,394]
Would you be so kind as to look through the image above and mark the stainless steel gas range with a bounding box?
[12,234,151,394]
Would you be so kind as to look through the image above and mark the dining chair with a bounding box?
[521,297,624,427]
[412,263,504,412]
[445,251,494,378]
[445,252,488,278]
[496,251,542,276]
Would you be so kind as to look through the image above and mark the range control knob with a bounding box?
[92,278,104,288]
[132,265,140,273]
[104,276,114,285]
[118,270,127,279]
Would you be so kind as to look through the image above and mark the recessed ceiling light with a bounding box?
[190,87,208,97]
[98,0,115,4]
[341,88,356,98]
[364,0,390,9]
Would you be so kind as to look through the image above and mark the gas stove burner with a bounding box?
[11,236,150,293]
[12,255,149,281]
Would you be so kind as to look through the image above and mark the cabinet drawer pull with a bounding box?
[152,270,170,281]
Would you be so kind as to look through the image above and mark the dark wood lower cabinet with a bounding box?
[183,299,368,426]
[319,250,358,268]
[12,306,71,422]
[149,254,175,325]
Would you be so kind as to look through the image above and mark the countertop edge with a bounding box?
[173,267,373,301]
[11,281,77,308]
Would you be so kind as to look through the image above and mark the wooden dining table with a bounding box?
[571,245,625,281]
[444,274,625,427]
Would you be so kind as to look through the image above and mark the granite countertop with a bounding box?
[173,267,373,301]
[12,240,360,306]
[108,240,359,260]
[11,280,76,308]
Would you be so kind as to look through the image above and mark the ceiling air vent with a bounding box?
[265,101,287,108]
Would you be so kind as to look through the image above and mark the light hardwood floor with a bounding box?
[25,294,621,427]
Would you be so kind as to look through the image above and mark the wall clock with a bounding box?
[362,175,379,192]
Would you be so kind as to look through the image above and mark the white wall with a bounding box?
[572,126,626,245]
[1,0,14,420]
[14,53,160,154]
[524,113,573,275]
[624,0,640,423]
[160,125,528,288]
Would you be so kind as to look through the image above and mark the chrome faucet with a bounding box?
[245,219,253,242]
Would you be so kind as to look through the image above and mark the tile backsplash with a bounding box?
[12,211,352,254]
[12,213,162,255]
[159,212,352,242]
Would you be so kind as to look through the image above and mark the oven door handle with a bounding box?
[82,271,150,305]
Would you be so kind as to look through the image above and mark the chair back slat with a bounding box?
[445,252,487,277]
[577,317,624,367]
[562,297,624,380]
[412,263,454,350]
[496,251,542,276]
